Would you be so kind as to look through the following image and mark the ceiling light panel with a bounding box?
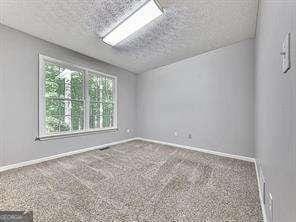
[102,0,163,46]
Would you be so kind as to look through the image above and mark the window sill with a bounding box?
[36,127,119,141]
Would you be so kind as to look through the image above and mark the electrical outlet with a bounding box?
[126,129,131,133]
[281,32,291,73]
[188,134,192,139]
[258,162,266,204]
[267,193,273,222]
[262,180,266,204]
[174,131,178,137]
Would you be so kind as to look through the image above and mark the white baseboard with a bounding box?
[255,159,268,222]
[0,137,137,173]
[135,137,255,162]
[0,136,264,219]
[0,137,254,174]
[136,138,266,218]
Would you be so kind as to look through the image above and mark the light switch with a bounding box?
[281,33,291,73]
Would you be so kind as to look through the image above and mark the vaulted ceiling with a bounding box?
[0,0,258,73]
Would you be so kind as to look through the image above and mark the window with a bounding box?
[39,55,117,138]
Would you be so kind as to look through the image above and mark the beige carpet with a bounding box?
[0,140,263,221]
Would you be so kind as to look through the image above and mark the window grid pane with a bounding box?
[45,98,84,133]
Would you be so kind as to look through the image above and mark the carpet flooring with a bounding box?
[0,140,263,221]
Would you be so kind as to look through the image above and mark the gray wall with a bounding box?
[0,24,137,167]
[137,39,255,157]
[255,1,296,221]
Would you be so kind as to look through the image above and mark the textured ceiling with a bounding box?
[0,0,258,73]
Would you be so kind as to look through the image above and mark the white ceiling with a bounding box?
[0,0,258,73]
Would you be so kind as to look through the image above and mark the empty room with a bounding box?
[0,0,295,221]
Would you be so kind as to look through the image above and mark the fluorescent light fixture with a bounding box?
[103,0,163,46]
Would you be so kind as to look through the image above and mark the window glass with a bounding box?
[44,62,84,134]
[88,74,115,129]
[40,56,117,137]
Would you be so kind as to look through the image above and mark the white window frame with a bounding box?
[38,54,118,140]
